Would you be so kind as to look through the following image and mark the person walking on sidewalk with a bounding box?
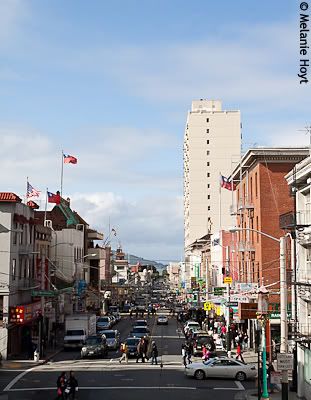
[235,343,245,363]
[119,342,129,364]
[151,341,158,365]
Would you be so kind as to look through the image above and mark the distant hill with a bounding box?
[126,253,167,272]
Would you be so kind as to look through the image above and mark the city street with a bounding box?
[1,315,256,399]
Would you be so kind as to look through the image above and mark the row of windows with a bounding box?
[11,257,35,281]
[13,223,34,246]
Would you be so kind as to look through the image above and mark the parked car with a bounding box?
[130,326,150,338]
[157,315,168,325]
[125,337,140,357]
[81,335,108,359]
[96,316,112,330]
[109,315,117,326]
[184,357,257,381]
[102,329,120,350]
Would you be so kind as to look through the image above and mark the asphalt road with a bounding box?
[1,314,255,399]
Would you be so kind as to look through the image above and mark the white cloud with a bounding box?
[70,192,183,261]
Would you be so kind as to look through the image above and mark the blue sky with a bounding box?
[0,0,309,262]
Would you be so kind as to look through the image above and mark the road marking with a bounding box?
[7,386,197,392]
[3,366,36,392]
[151,336,181,339]
[213,381,245,391]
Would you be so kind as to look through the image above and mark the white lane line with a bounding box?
[7,386,197,392]
[235,381,245,390]
[213,381,245,391]
[3,366,36,392]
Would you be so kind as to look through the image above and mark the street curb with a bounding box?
[41,347,64,364]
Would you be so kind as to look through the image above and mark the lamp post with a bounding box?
[257,284,270,399]
[229,227,288,400]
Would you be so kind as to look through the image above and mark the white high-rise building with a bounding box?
[183,99,241,251]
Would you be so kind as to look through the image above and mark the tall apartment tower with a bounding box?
[183,99,241,250]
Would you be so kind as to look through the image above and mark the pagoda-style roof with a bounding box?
[0,192,22,203]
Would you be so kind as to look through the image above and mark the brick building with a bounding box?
[229,148,308,342]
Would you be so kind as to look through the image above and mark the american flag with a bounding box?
[27,182,41,198]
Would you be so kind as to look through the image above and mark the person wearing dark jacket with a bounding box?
[151,341,158,365]
[66,371,78,399]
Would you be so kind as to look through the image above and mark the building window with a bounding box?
[207,162,210,166]
[207,140,210,145]
[207,184,210,188]
[12,259,16,280]
[206,129,209,133]
[206,118,209,123]
[208,206,211,211]
[19,224,23,245]
[256,216,259,242]
[207,151,210,156]
[207,195,210,200]
[13,223,18,245]
[207,173,210,177]
[255,172,258,197]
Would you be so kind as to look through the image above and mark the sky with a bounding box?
[0,0,310,262]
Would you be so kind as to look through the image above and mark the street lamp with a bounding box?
[257,284,270,400]
[229,227,288,400]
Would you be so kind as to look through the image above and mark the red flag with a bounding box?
[63,154,77,164]
[47,191,61,204]
[220,175,236,191]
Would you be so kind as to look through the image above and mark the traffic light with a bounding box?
[229,308,233,319]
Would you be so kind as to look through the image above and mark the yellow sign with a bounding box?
[204,302,212,311]
[224,277,232,284]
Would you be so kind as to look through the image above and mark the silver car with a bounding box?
[101,329,120,350]
[184,357,257,381]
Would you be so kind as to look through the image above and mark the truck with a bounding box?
[64,314,96,349]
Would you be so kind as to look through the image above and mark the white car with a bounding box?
[184,321,200,335]
[157,315,168,325]
[184,357,257,381]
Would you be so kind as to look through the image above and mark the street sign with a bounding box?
[223,277,232,284]
[225,301,238,307]
[214,287,225,295]
[277,353,294,370]
[204,301,212,311]
[31,290,55,297]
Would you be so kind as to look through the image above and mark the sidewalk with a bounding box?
[243,389,299,400]
[0,345,63,370]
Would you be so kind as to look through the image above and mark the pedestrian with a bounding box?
[181,343,187,367]
[186,343,192,364]
[119,342,129,364]
[142,336,149,360]
[65,371,78,399]
[151,341,158,365]
[267,362,278,393]
[130,309,133,318]
[243,332,249,350]
[235,343,245,363]
[135,308,139,318]
[56,371,67,399]
[136,338,145,363]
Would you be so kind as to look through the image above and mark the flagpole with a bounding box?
[26,176,29,204]
[44,188,48,226]
[60,150,64,197]
[219,172,222,229]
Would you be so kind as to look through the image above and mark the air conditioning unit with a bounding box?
[76,224,84,232]
[44,220,53,229]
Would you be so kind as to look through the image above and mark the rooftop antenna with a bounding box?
[298,125,311,154]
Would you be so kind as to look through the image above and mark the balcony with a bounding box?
[296,210,311,228]
[88,247,106,260]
